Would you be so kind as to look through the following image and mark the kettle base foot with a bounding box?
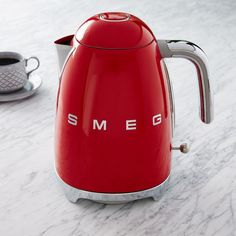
[56,174,170,204]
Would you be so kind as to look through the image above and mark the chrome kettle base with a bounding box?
[57,174,170,204]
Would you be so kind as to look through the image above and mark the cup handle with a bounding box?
[25,56,40,76]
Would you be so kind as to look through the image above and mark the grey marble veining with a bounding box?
[0,0,236,235]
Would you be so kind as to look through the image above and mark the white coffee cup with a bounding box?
[0,52,40,93]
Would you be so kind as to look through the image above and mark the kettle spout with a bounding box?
[54,35,74,73]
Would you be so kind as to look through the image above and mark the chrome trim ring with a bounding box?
[56,173,170,204]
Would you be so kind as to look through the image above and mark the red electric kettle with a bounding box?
[54,12,213,204]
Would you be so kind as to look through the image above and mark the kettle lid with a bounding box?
[75,12,155,49]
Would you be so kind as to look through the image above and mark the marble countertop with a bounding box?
[0,0,236,235]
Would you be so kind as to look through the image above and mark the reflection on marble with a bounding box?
[0,0,236,235]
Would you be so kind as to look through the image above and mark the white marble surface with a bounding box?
[0,0,236,235]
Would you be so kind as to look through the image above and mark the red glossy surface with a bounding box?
[75,12,155,49]
[55,40,172,193]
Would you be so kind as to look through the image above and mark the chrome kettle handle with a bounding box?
[157,40,213,124]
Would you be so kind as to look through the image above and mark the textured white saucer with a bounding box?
[0,74,42,102]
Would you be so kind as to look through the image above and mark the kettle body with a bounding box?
[55,12,213,203]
